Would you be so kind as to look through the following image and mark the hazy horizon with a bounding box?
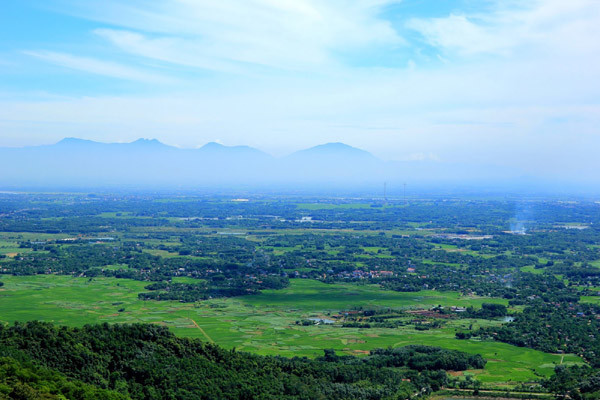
[0,136,389,159]
[1,1,599,188]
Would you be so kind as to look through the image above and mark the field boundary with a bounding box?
[190,319,214,343]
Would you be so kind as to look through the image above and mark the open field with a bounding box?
[0,240,22,258]
[0,275,580,387]
[581,296,600,305]
[520,265,544,274]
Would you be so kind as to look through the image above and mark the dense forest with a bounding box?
[460,303,600,366]
[0,321,483,400]
[544,365,600,400]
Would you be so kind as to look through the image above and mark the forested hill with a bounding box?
[0,321,485,400]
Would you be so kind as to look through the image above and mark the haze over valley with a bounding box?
[0,137,577,193]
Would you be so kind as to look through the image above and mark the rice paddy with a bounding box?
[0,275,581,387]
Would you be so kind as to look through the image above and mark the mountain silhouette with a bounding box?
[0,138,523,190]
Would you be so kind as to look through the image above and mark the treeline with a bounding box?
[3,243,290,301]
[458,303,600,367]
[367,346,486,371]
[543,365,600,400]
[0,321,486,400]
[138,276,289,302]
[381,270,578,305]
[453,303,507,319]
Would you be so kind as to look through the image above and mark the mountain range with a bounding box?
[0,138,525,191]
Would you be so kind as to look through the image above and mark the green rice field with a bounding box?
[0,275,582,387]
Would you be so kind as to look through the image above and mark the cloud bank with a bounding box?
[0,0,599,185]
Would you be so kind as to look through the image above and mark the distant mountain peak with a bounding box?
[56,138,167,147]
[200,141,226,149]
[312,142,364,151]
[290,142,377,160]
[56,137,97,146]
[198,142,270,158]
[130,138,165,146]
[319,142,352,148]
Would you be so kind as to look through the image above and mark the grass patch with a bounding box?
[520,265,544,274]
[580,296,600,305]
[0,275,581,387]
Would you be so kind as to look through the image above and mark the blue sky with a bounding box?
[1,0,599,183]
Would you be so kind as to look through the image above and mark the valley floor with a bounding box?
[0,275,582,388]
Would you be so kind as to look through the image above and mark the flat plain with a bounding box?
[0,275,581,387]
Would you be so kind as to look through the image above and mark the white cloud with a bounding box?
[23,51,173,83]
[60,0,404,72]
[4,0,600,183]
[406,0,600,57]
[93,29,245,74]
[406,14,515,56]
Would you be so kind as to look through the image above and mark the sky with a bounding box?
[0,0,599,183]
